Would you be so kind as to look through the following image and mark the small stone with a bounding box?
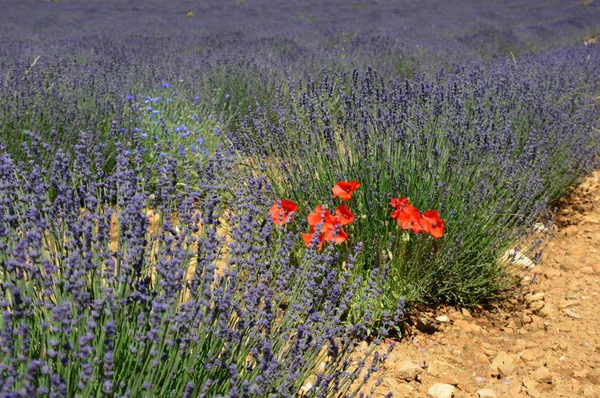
[454,319,473,333]
[470,324,483,334]
[448,311,463,321]
[583,385,599,397]
[394,360,423,381]
[589,368,600,385]
[458,382,478,393]
[382,352,398,370]
[538,382,555,393]
[532,367,553,384]
[427,362,440,377]
[520,349,538,362]
[575,369,591,379]
[491,351,515,377]
[564,309,582,319]
[427,383,455,398]
[582,216,600,224]
[461,308,472,318]
[538,303,557,317]
[523,378,541,397]
[559,299,580,309]
[436,315,450,323]
[582,266,596,275]
[529,301,545,311]
[475,352,490,364]
[476,389,497,398]
[562,225,579,236]
[438,376,459,386]
[525,292,545,302]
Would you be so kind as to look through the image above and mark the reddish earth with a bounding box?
[369,171,600,397]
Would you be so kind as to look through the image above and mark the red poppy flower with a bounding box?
[303,205,349,249]
[389,197,410,209]
[334,205,354,225]
[302,227,325,250]
[391,200,423,233]
[307,205,332,227]
[323,225,348,244]
[419,210,445,239]
[332,181,360,201]
[269,199,298,226]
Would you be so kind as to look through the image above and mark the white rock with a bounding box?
[436,315,450,323]
[427,383,455,398]
[564,309,582,319]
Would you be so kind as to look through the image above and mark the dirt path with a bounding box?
[371,171,600,398]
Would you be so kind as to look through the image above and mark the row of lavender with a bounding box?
[0,133,401,396]
[2,0,599,163]
[1,42,599,396]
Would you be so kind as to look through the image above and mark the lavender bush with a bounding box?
[0,136,400,397]
[232,44,600,313]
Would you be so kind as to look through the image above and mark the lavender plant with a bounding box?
[0,139,398,397]
[232,44,600,312]
[2,0,599,171]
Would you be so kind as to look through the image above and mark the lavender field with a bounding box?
[1,1,600,397]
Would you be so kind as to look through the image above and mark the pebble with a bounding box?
[490,351,515,377]
[475,352,490,364]
[574,369,590,379]
[427,383,455,398]
[532,366,553,384]
[559,299,580,309]
[529,301,545,311]
[562,225,579,236]
[538,303,557,317]
[582,385,599,397]
[582,216,600,224]
[394,360,423,381]
[436,315,450,323]
[525,292,545,302]
[582,266,596,275]
[522,378,541,397]
[563,309,582,319]
[476,389,497,398]
[454,319,474,333]
[520,349,538,362]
